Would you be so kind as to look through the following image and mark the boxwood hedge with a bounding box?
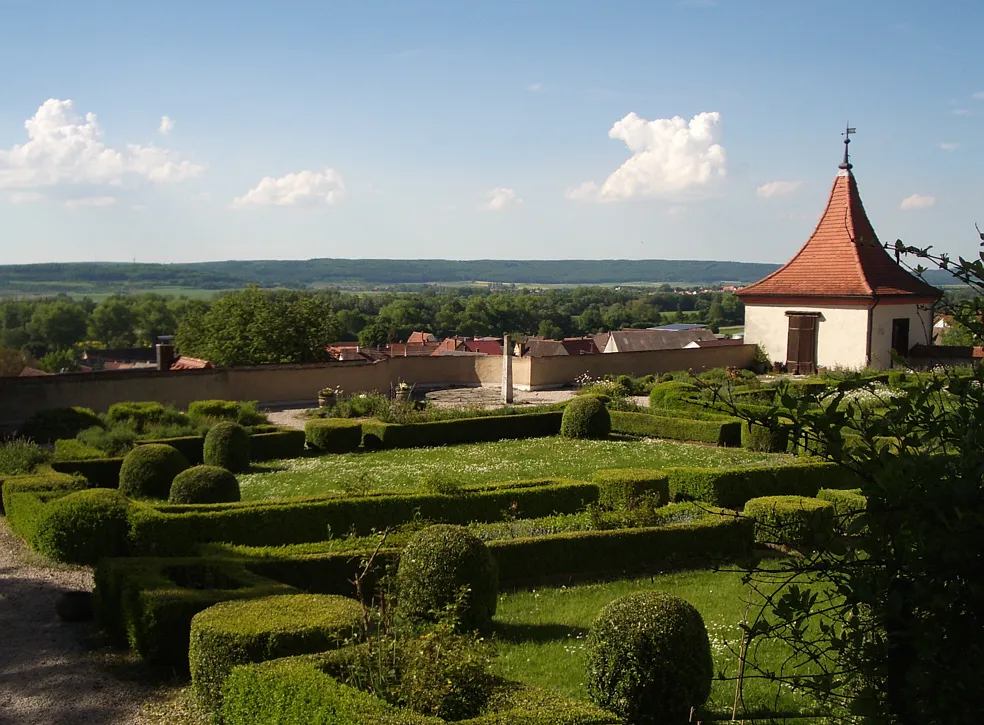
[743,495,835,548]
[305,419,363,453]
[249,429,306,460]
[610,411,741,446]
[593,469,670,510]
[361,412,563,450]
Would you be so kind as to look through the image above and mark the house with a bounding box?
[432,337,503,355]
[602,328,716,353]
[170,356,214,371]
[561,337,600,355]
[683,338,744,349]
[407,331,438,344]
[738,134,941,372]
[648,323,708,332]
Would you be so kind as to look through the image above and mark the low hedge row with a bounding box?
[305,419,363,453]
[249,429,306,460]
[51,457,124,488]
[1,470,84,516]
[593,469,670,510]
[610,411,742,446]
[93,556,297,668]
[53,439,105,461]
[741,421,795,453]
[817,487,866,533]
[361,412,563,450]
[743,495,835,548]
[136,435,205,465]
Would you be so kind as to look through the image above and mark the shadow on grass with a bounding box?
[492,621,589,644]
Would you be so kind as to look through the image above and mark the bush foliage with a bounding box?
[18,406,103,443]
[743,495,835,549]
[0,437,51,475]
[304,419,363,453]
[119,444,190,499]
[593,469,669,510]
[34,488,131,565]
[203,422,251,473]
[168,465,241,504]
[560,396,611,440]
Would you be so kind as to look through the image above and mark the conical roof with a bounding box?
[739,168,940,300]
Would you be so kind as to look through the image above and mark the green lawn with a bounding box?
[492,569,823,722]
[238,436,795,500]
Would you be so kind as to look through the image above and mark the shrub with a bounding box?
[34,488,131,565]
[816,488,866,534]
[77,424,137,456]
[560,396,611,439]
[250,429,306,460]
[397,524,498,632]
[648,381,700,411]
[361,412,563,450]
[53,438,105,461]
[305,419,362,453]
[741,420,794,452]
[51,457,124,488]
[188,399,267,426]
[135,435,205,464]
[1,470,86,519]
[189,593,362,714]
[119,444,190,499]
[18,406,103,443]
[593,469,669,510]
[0,437,51,475]
[107,401,188,432]
[743,495,835,549]
[204,422,251,473]
[586,591,713,724]
[610,411,742,446]
[169,466,241,504]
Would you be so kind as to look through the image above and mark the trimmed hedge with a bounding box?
[249,429,306,460]
[53,439,105,461]
[190,593,362,714]
[127,479,598,556]
[33,488,131,565]
[2,470,86,526]
[169,466,241,504]
[1,470,84,516]
[119,444,190,499]
[51,457,124,488]
[305,419,363,453]
[743,495,835,548]
[18,406,103,444]
[560,396,611,439]
[610,411,741,446]
[593,469,669,510]
[361,412,563,450]
[204,422,251,473]
[93,557,297,668]
[136,435,205,465]
[648,381,702,412]
[397,525,498,632]
[667,462,860,510]
[817,487,866,533]
[741,420,794,452]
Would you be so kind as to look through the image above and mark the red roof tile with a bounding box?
[170,356,214,370]
[739,170,941,300]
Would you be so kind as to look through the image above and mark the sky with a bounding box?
[0,0,982,266]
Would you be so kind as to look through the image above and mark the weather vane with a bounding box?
[839,124,856,170]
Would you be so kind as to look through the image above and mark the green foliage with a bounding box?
[203,421,251,473]
[743,495,834,549]
[397,524,498,632]
[27,299,88,351]
[53,438,106,461]
[610,410,742,446]
[1,470,85,519]
[188,399,267,425]
[118,443,190,499]
[305,419,363,452]
[815,488,866,534]
[586,591,713,724]
[33,488,131,565]
[560,396,611,440]
[593,469,669,510]
[168,465,241,504]
[38,347,79,372]
[107,401,188,433]
[249,429,306,460]
[189,593,363,714]
[0,437,50,475]
[51,456,124,488]
[648,381,701,411]
[18,406,103,443]
[362,413,563,449]
[135,435,205,464]
[741,420,793,452]
[76,424,137,456]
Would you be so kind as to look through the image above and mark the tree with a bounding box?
[135,294,177,345]
[88,297,137,347]
[537,320,565,340]
[358,323,389,349]
[38,348,79,373]
[27,300,88,353]
[0,347,34,376]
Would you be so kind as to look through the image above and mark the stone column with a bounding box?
[502,334,514,404]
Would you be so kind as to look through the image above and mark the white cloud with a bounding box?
[0,99,204,190]
[159,116,175,135]
[232,168,346,208]
[189,191,212,202]
[9,191,45,204]
[526,82,542,92]
[952,108,971,116]
[973,91,984,100]
[481,187,522,211]
[566,111,726,202]
[65,195,117,209]
[131,204,148,211]
[939,142,959,151]
[900,194,936,211]
[756,180,802,198]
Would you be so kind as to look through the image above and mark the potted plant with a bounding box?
[394,381,412,402]
[318,386,342,408]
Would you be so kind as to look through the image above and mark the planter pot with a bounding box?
[318,393,337,408]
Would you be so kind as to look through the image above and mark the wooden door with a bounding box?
[786,314,817,374]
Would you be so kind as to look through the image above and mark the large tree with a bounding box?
[27,300,88,353]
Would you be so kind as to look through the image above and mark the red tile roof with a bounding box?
[739,170,941,300]
[170,356,214,370]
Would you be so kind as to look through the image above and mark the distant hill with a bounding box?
[0,258,959,295]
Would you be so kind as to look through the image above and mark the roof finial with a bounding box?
[839,124,856,171]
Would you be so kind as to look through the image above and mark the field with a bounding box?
[238,435,794,500]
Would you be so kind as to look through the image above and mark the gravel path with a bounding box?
[0,521,162,725]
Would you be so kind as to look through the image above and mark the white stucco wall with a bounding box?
[869,302,934,368]
[744,303,870,370]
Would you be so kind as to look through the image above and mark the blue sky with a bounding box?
[0,0,981,266]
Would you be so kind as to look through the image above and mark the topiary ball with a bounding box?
[119,443,190,499]
[168,465,241,504]
[34,488,131,565]
[560,395,611,439]
[586,590,713,724]
[203,421,251,473]
[397,524,498,632]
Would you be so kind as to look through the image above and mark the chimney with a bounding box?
[156,335,176,371]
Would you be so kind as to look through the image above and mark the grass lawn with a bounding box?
[492,568,823,722]
[238,436,796,500]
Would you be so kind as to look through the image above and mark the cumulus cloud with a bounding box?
[526,82,542,92]
[9,191,45,204]
[159,116,175,135]
[0,99,204,190]
[566,111,726,202]
[65,195,117,209]
[756,180,802,198]
[900,194,936,211]
[232,168,346,208]
[939,142,959,151]
[973,91,984,100]
[481,187,522,211]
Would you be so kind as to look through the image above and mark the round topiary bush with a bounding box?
[203,421,251,473]
[560,395,611,439]
[743,495,835,549]
[168,465,240,504]
[397,524,498,632]
[190,593,363,714]
[586,591,713,724]
[34,488,131,565]
[648,380,700,411]
[118,443,190,499]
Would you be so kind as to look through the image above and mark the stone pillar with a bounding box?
[502,334,514,404]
